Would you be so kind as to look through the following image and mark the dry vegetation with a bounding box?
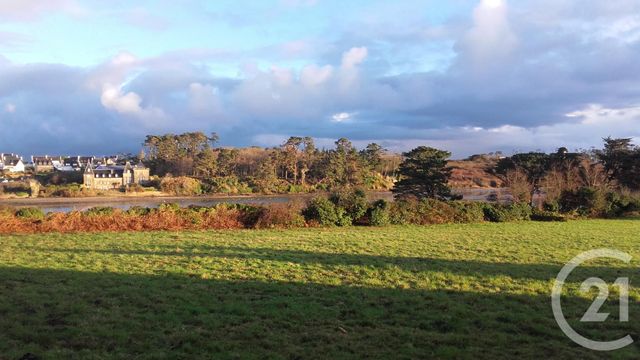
[448,156,503,188]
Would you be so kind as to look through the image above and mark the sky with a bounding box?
[1,0,640,158]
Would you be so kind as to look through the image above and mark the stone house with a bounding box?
[32,155,63,173]
[83,161,150,190]
[0,153,25,173]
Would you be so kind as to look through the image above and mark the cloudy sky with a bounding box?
[1,0,640,158]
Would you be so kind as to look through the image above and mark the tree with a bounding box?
[597,137,640,190]
[143,132,217,176]
[280,136,303,183]
[194,149,217,178]
[215,148,239,177]
[252,153,280,193]
[495,152,550,200]
[324,138,366,187]
[360,143,385,170]
[300,137,316,185]
[392,146,453,200]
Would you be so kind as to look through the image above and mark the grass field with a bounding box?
[1,220,639,359]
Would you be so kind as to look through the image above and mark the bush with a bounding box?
[559,187,606,217]
[601,191,640,218]
[126,183,146,193]
[158,203,181,212]
[15,207,45,220]
[530,208,566,222]
[126,206,152,216]
[254,203,306,229]
[387,198,484,225]
[203,176,252,194]
[1,182,32,195]
[368,200,390,226]
[85,207,115,216]
[449,202,486,223]
[40,184,98,198]
[160,176,202,196]
[329,188,368,223]
[303,197,351,226]
[483,203,532,222]
[389,198,419,225]
[414,199,458,224]
[542,200,561,213]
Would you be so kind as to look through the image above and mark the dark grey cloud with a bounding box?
[1,0,640,158]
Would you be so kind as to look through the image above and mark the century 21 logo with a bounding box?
[551,249,633,351]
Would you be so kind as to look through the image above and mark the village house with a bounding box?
[59,156,100,172]
[83,161,150,190]
[0,153,25,173]
[32,155,63,173]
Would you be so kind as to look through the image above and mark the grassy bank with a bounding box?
[1,221,639,358]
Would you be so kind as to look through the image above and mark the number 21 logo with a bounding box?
[552,249,633,351]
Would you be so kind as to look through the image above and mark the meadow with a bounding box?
[1,220,639,359]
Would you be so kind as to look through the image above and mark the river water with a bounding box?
[1,188,510,213]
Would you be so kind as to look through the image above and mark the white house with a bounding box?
[0,153,25,173]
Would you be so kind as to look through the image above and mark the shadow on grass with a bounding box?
[26,245,638,282]
[0,266,638,359]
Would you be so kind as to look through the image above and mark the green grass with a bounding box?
[1,220,639,359]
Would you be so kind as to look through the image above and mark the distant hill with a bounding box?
[448,155,503,188]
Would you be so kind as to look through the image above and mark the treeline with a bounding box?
[493,137,640,217]
[142,132,399,194]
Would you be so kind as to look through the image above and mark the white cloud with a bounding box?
[270,66,294,87]
[331,112,353,122]
[341,47,368,69]
[100,83,165,124]
[111,52,138,66]
[300,64,333,87]
[460,0,517,76]
[4,102,15,113]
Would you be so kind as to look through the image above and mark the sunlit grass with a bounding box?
[1,220,639,358]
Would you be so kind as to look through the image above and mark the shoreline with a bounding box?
[0,188,505,208]
[0,192,321,207]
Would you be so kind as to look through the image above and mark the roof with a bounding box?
[1,153,23,166]
[86,161,148,174]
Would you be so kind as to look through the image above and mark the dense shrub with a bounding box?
[303,197,351,226]
[542,200,561,213]
[368,199,391,226]
[387,198,485,225]
[202,176,252,194]
[85,207,116,216]
[2,189,638,234]
[158,202,181,212]
[329,188,369,223]
[126,206,152,216]
[530,208,566,222]
[389,198,419,225]
[125,183,146,193]
[15,207,45,220]
[253,203,306,229]
[449,202,486,223]
[601,191,640,218]
[1,182,33,195]
[160,177,202,196]
[414,199,459,224]
[40,184,99,198]
[559,187,606,217]
[483,203,532,222]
